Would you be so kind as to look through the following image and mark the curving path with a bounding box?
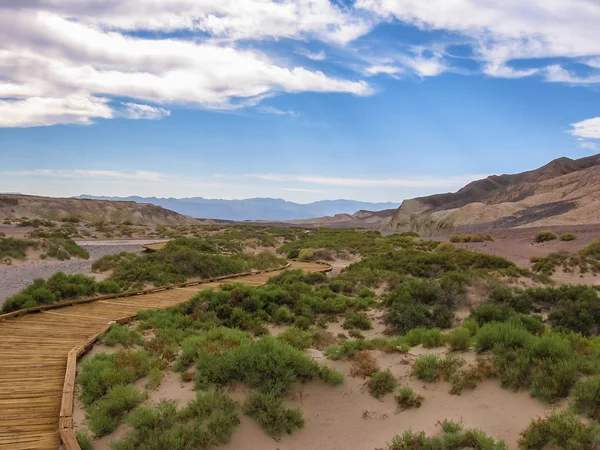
[0,261,329,450]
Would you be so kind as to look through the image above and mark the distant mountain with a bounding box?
[76,196,399,221]
[385,153,600,235]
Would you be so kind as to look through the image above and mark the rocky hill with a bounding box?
[385,154,600,235]
[0,194,196,225]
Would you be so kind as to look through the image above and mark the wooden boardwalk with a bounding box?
[0,261,328,450]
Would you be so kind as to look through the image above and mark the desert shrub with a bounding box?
[350,350,379,378]
[1,272,103,313]
[394,386,423,411]
[100,323,143,347]
[194,336,342,395]
[114,392,239,450]
[421,328,444,348]
[449,357,496,395]
[387,421,507,450]
[548,287,600,336]
[318,365,345,385]
[367,370,398,399]
[78,350,155,405]
[385,278,458,334]
[88,385,145,436]
[518,410,600,449]
[298,248,315,261]
[399,231,420,238]
[448,327,472,351]
[175,327,252,372]
[463,317,480,336]
[476,324,584,402]
[450,233,493,243]
[277,326,314,350]
[572,376,600,420]
[324,337,409,360]
[243,391,305,437]
[342,311,372,330]
[535,230,558,243]
[92,252,138,272]
[560,232,577,241]
[0,237,36,260]
[349,329,364,339]
[76,430,94,450]
[97,280,121,294]
[413,355,441,382]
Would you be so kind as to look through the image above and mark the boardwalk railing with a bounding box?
[44,261,332,450]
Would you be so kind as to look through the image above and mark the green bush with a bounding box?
[88,385,145,436]
[560,232,577,241]
[367,370,398,399]
[421,328,444,348]
[100,323,143,347]
[518,410,600,449]
[572,376,600,420]
[413,355,441,382]
[387,421,507,450]
[114,391,240,450]
[277,326,314,350]
[0,236,36,260]
[243,391,305,437]
[76,430,94,450]
[323,337,409,360]
[194,336,341,395]
[342,311,372,330]
[78,350,155,405]
[394,386,423,411]
[535,230,558,243]
[448,327,472,351]
[450,233,493,243]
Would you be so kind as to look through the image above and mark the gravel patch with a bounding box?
[0,240,153,305]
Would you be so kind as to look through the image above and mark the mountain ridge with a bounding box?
[76,195,400,221]
[385,153,600,235]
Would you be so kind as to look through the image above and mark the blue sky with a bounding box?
[1,1,600,203]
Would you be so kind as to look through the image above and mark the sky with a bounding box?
[1,1,600,204]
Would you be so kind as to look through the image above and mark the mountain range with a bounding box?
[384,153,600,235]
[75,196,400,221]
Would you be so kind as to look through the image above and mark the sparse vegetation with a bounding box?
[367,370,398,399]
[450,233,493,243]
[394,386,423,411]
[572,375,600,420]
[535,230,558,243]
[100,323,144,347]
[560,232,577,241]
[386,420,508,449]
[518,410,600,449]
[1,272,121,313]
[350,350,380,378]
[243,391,305,437]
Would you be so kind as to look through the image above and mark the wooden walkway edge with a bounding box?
[0,261,331,450]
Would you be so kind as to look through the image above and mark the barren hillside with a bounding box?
[385,154,600,235]
[0,194,197,226]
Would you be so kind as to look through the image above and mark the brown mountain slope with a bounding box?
[386,154,600,235]
[0,194,197,225]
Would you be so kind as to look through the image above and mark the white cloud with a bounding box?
[0,6,372,128]
[283,188,326,193]
[120,103,171,120]
[256,106,297,116]
[12,0,372,44]
[365,65,403,77]
[579,141,598,150]
[570,117,600,140]
[248,173,489,188]
[2,169,166,181]
[355,0,600,81]
[0,95,112,128]
[298,49,327,61]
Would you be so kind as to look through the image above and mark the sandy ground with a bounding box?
[0,240,159,304]
[76,318,561,450]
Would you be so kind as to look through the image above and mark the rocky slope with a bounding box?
[0,194,197,225]
[385,154,600,235]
